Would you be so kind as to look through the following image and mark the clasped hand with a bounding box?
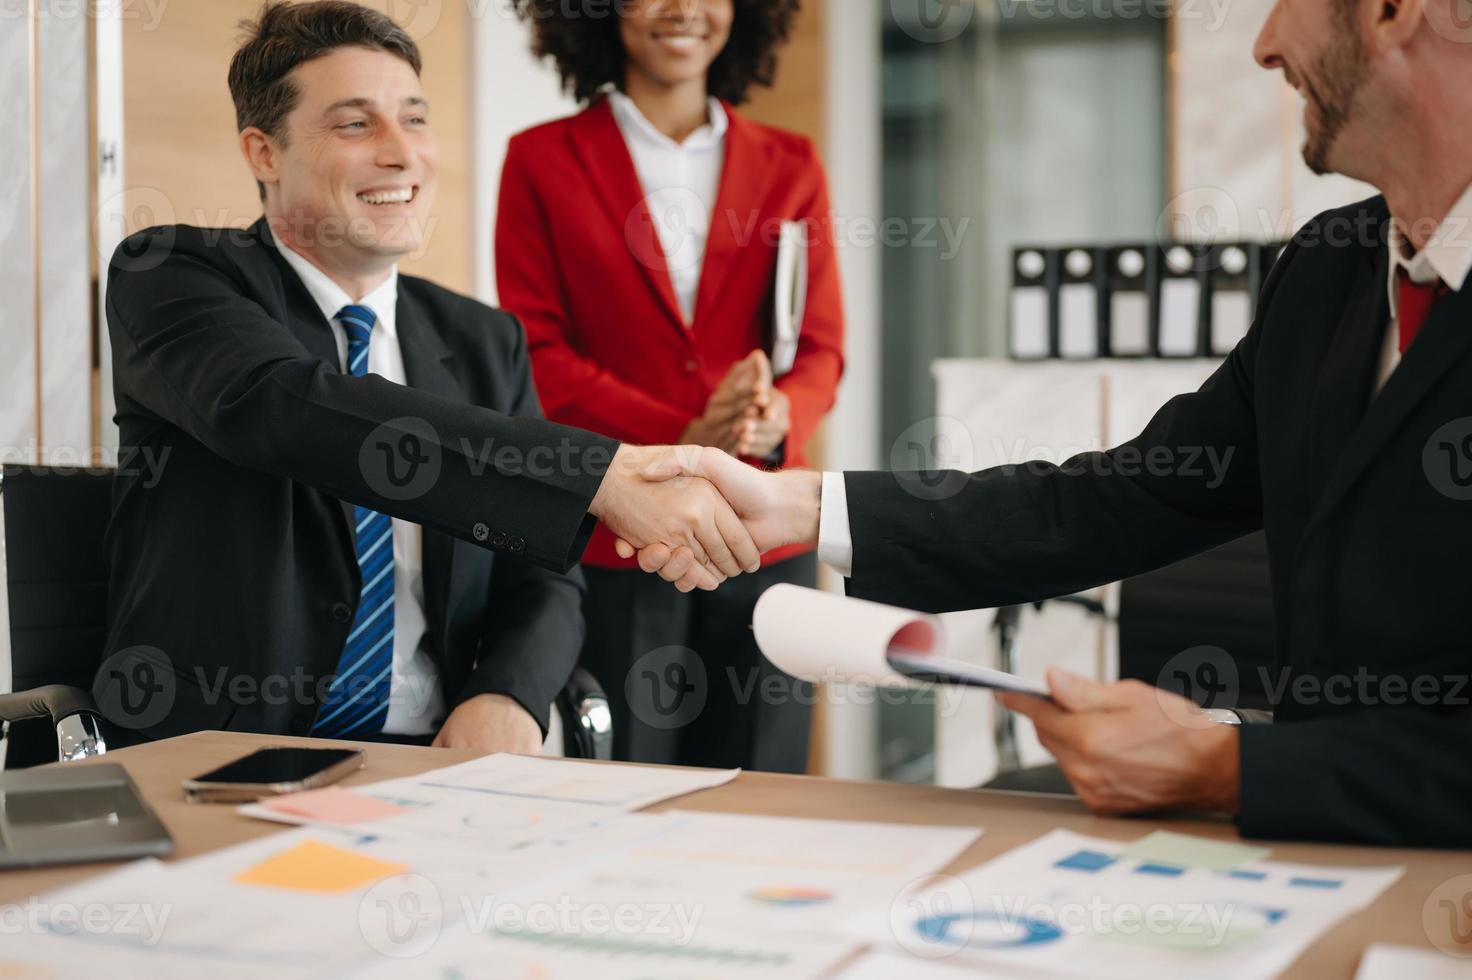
[591,444,821,592]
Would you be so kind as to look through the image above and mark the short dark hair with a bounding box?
[229,1,422,199]
[511,0,800,106]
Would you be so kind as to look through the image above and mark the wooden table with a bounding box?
[3,731,1467,977]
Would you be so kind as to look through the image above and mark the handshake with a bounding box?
[586,443,823,592]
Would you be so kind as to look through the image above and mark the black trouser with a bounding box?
[579,552,817,773]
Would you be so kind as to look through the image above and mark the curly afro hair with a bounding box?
[511,0,801,106]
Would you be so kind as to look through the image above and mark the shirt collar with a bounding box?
[607,89,728,151]
[1386,179,1472,318]
[274,240,399,340]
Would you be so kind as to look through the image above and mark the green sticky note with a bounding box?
[1118,830,1271,871]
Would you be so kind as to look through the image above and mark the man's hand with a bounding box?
[432,693,543,754]
[612,446,822,586]
[590,444,762,592]
[996,668,1241,816]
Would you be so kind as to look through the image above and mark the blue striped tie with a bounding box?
[313,304,394,738]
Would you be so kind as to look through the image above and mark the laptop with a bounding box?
[0,762,173,868]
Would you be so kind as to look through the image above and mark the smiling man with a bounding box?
[98,1,761,752]
[630,0,1472,845]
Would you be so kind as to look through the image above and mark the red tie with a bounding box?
[1397,269,1449,354]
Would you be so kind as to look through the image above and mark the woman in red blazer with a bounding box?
[498,0,844,773]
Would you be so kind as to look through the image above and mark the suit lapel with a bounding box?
[396,287,464,652]
[1305,243,1472,536]
[691,106,778,330]
[569,99,688,333]
[251,218,359,563]
[252,218,342,367]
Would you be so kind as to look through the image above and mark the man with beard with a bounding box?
[625,0,1472,845]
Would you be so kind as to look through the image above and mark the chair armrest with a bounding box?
[0,684,97,725]
[0,685,108,761]
[556,668,613,761]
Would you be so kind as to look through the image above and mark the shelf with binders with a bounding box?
[1008,241,1288,361]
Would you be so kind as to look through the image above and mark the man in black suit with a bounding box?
[99,1,761,751]
[629,0,1472,845]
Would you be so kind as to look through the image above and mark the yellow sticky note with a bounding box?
[233,838,408,893]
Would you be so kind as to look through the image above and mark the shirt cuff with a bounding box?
[818,471,854,578]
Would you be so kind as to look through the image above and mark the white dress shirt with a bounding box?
[608,90,728,324]
[274,243,445,735]
[1378,181,1472,392]
[819,183,1472,580]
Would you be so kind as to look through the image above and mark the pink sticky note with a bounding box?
[262,785,410,825]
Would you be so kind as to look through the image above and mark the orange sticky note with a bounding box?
[233,838,409,893]
[263,786,411,825]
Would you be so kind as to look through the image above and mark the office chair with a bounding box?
[982,532,1276,795]
[0,465,613,767]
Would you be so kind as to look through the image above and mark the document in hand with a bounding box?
[753,585,1050,697]
[771,220,808,377]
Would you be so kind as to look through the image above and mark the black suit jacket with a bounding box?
[98,218,619,740]
[844,196,1472,846]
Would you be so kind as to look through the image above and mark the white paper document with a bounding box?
[852,828,1403,980]
[753,584,1050,696]
[1355,943,1472,980]
[772,220,809,377]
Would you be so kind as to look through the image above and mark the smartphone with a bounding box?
[182,746,364,803]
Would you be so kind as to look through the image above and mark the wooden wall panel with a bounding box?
[121,0,473,293]
[742,0,826,153]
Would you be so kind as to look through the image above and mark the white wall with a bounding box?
[1170,0,1373,241]
[471,1,579,305]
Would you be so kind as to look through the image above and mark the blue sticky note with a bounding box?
[1055,850,1117,872]
[1135,862,1186,877]
[1289,877,1342,890]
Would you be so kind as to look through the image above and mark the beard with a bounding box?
[1298,15,1371,175]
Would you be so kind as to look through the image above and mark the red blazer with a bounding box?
[496,96,845,569]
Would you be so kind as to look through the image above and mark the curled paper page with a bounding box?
[753,584,942,687]
[753,585,1051,696]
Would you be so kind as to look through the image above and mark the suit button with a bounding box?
[491,530,508,549]
[509,536,527,555]
[684,359,699,374]
[289,715,311,735]
[329,602,352,624]
[473,522,490,542]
